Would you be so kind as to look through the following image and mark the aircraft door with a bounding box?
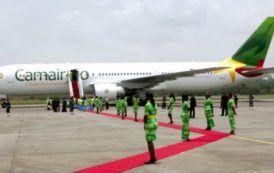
[68,69,84,99]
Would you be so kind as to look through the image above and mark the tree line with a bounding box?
[215,77,274,95]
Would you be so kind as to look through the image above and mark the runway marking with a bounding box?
[231,135,274,146]
[73,110,230,173]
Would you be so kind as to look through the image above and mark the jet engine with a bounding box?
[90,83,125,98]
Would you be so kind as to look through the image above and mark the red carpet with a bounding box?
[73,110,230,173]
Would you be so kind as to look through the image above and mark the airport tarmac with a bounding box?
[0,102,274,173]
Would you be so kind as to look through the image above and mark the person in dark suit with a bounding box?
[220,92,228,116]
[190,94,197,118]
[69,97,74,113]
[161,96,166,109]
[234,93,238,108]
[62,98,67,112]
[6,99,11,116]
[249,94,254,107]
[52,98,57,112]
[56,98,60,112]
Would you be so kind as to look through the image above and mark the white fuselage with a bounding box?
[0,62,251,96]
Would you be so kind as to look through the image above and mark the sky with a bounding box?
[0,0,274,67]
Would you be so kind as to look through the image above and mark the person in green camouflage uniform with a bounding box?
[116,97,121,115]
[144,93,158,164]
[228,93,237,134]
[133,95,139,121]
[168,94,175,124]
[124,96,128,117]
[121,96,126,119]
[95,96,101,114]
[46,98,51,110]
[87,97,94,110]
[100,97,104,112]
[181,94,190,141]
[204,94,215,130]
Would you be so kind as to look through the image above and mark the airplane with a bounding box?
[0,17,274,102]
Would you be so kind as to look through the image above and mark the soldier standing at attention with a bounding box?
[143,93,158,164]
[133,95,139,121]
[228,93,237,134]
[181,95,190,141]
[204,94,215,130]
[167,94,175,124]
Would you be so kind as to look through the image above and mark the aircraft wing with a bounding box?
[118,66,229,89]
[241,67,274,75]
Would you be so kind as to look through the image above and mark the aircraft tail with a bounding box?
[232,17,274,67]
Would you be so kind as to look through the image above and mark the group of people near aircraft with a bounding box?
[144,92,237,164]
[111,92,237,164]
[46,96,111,114]
[167,93,237,135]
[46,97,73,113]
[116,96,128,120]
[44,92,238,164]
